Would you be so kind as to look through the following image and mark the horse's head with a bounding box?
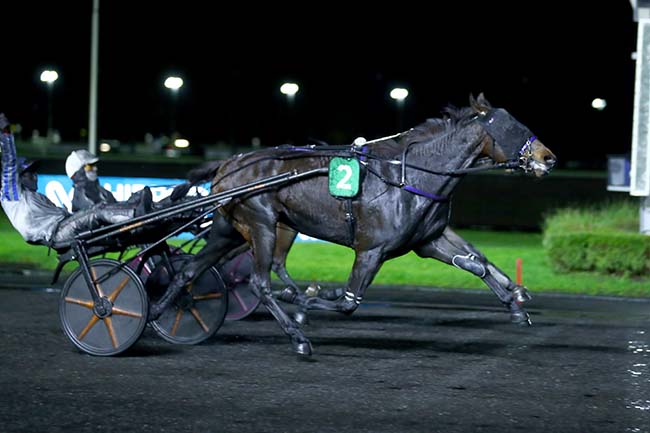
[470,93,556,177]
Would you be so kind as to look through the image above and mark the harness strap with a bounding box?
[344,198,356,245]
[364,164,401,187]
[364,164,448,202]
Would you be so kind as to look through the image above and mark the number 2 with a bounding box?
[336,164,353,190]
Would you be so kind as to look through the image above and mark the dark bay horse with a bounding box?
[151,93,556,356]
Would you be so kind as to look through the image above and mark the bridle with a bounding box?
[475,108,539,174]
[516,135,537,174]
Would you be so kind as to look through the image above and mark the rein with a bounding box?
[351,123,518,201]
[210,115,527,202]
[352,148,518,177]
[211,141,514,203]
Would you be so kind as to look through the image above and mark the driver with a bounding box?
[65,149,116,212]
[0,113,152,247]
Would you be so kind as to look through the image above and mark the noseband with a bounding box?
[516,135,537,173]
[476,108,538,172]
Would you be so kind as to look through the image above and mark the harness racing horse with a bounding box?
[149,93,557,356]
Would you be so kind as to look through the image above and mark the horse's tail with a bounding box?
[170,160,224,201]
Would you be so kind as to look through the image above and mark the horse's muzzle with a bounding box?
[531,159,555,177]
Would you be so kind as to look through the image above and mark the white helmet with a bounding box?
[65,149,99,178]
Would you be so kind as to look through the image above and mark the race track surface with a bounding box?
[0,285,648,433]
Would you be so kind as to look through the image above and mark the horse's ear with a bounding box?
[476,92,491,107]
[470,92,490,115]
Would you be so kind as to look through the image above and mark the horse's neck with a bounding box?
[405,123,485,193]
[409,123,484,171]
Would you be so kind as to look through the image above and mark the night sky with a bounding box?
[2,1,639,168]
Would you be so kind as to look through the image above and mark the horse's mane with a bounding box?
[406,105,475,142]
[373,105,477,158]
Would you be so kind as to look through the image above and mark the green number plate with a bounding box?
[329,157,360,197]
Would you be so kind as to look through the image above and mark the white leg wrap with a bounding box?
[345,291,360,305]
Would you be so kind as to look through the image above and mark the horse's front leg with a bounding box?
[415,227,532,325]
[281,248,384,316]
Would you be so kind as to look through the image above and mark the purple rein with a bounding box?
[402,185,448,201]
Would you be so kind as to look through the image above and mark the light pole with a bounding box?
[40,69,59,142]
[88,0,100,155]
[390,87,409,131]
[164,76,183,137]
[280,82,299,142]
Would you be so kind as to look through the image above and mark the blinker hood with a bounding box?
[477,108,536,160]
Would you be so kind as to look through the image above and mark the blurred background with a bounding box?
[1,2,637,166]
[0,1,641,230]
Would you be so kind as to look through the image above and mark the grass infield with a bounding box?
[0,212,647,297]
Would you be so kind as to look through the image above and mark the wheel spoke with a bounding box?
[108,275,133,303]
[103,316,119,348]
[111,307,143,318]
[90,266,105,297]
[78,314,100,340]
[64,297,94,309]
[231,289,248,310]
[189,307,209,333]
[170,309,184,336]
[193,292,222,301]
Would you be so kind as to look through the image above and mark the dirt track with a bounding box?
[1,286,648,433]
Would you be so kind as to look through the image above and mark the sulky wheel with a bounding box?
[148,254,228,345]
[219,249,260,321]
[59,258,148,356]
[126,254,158,281]
[126,244,182,284]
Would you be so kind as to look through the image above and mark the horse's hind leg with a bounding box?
[246,220,312,356]
[271,223,300,291]
[283,248,385,316]
[415,227,532,325]
[271,226,344,302]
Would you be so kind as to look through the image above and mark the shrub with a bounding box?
[542,199,650,276]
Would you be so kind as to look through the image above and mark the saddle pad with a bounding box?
[329,157,360,197]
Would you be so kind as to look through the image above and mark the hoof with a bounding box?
[278,287,297,303]
[293,310,309,326]
[340,299,359,315]
[293,340,313,356]
[510,310,532,326]
[304,283,321,297]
